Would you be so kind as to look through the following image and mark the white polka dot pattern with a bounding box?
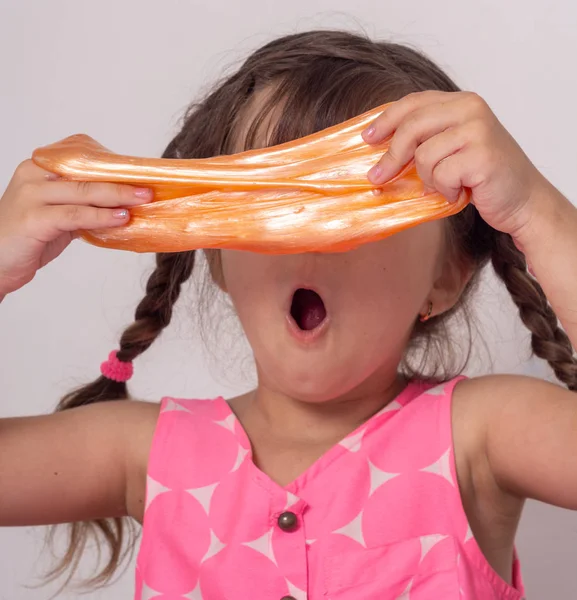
[135,378,525,599]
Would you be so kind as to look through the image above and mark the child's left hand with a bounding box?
[362,91,554,238]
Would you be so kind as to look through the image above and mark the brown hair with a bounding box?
[47,29,577,589]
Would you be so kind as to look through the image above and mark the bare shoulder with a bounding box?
[452,373,572,466]
[73,398,161,457]
[116,400,161,522]
[92,396,161,421]
[61,399,162,522]
[452,372,574,427]
[451,371,577,583]
[111,399,161,450]
[49,398,161,522]
[0,399,161,527]
[452,373,577,506]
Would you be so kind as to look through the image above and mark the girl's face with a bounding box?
[219,221,464,403]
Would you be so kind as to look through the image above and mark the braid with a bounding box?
[117,251,195,364]
[46,45,206,590]
[491,231,577,390]
[46,251,195,590]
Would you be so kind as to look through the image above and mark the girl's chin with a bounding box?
[262,368,364,404]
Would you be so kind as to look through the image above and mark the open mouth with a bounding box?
[290,288,327,331]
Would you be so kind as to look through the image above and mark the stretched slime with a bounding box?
[32,103,470,254]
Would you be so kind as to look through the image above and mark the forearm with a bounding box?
[515,180,577,349]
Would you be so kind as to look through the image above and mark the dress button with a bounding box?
[277,511,298,531]
[280,597,297,600]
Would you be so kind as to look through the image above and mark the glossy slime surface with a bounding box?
[32,103,470,254]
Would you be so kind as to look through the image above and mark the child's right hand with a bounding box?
[0,159,152,298]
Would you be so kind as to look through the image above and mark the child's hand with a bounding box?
[362,91,552,238]
[0,160,152,298]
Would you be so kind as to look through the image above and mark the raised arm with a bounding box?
[362,91,577,507]
[514,181,577,350]
[0,158,156,526]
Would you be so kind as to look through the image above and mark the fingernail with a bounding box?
[364,125,376,138]
[113,209,129,219]
[133,187,153,199]
[45,172,61,181]
[368,164,384,183]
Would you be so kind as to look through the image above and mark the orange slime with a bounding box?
[32,103,469,254]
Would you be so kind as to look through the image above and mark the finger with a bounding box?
[413,127,467,190]
[362,90,486,146]
[367,103,462,184]
[27,205,131,242]
[12,159,58,183]
[430,153,466,203]
[34,180,153,207]
[362,90,451,144]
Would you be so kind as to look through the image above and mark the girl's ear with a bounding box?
[205,249,228,292]
[424,256,474,318]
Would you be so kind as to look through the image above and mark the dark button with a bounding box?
[277,511,298,531]
[280,597,297,600]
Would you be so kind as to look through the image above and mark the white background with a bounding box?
[1,0,576,598]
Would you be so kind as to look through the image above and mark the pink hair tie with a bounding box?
[100,350,134,383]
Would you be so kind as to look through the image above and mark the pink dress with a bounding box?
[135,377,525,600]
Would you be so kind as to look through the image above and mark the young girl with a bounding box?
[1,29,576,600]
